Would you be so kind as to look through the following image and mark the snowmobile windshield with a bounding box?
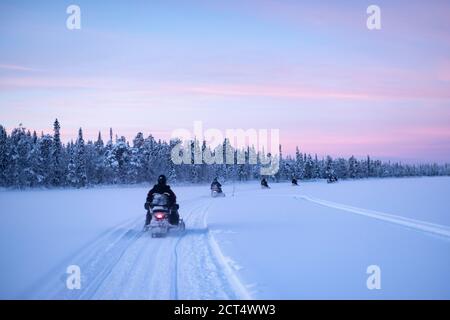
[152,193,169,206]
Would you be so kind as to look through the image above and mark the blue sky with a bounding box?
[1,0,449,162]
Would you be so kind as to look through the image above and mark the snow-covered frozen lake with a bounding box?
[0,177,449,299]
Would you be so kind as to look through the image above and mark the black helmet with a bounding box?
[157,174,167,185]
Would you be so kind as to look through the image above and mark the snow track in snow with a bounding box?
[23,216,144,299]
[175,200,251,300]
[299,195,450,239]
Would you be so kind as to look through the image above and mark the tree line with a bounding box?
[0,119,448,188]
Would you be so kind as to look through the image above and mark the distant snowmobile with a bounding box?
[327,176,338,183]
[144,193,185,237]
[291,178,298,186]
[261,178,270,189]
[210,178,225,197]
[211,185,225,198]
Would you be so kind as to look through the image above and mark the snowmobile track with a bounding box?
[298,195,450,240]
[171,201,212,299]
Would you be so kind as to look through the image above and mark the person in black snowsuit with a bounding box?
[292,177,298,186]
[145,175,179,226]
[261,178,269,188]
[327,175,338,183]
[210,178,222,192]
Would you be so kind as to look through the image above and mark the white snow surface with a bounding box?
[0,177,449,299]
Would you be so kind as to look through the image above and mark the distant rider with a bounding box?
[145,175,179,226]
[261,178,269,188]
[292,177,298,186]
[210,177,222,192]
[327,175,338,183]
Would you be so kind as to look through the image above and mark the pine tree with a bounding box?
[325,156,334,179]
[9,126,34,188]
[336,158,348,179]
[0,125,8,186]
[274,144,283,182]
[129,132,145,183]
[348,156,357,179]
[75,128,87,187]
[294,147,304,179]
[190,140,200,183]
[313,154,320,179]
[93,131,105,184]
[105,136,130,184]
[167,139,179,183]
[67,146,77,187]
[51,119,64,186]
[32,131,37,144]
[36,134,53,186]
[304,154,314,179]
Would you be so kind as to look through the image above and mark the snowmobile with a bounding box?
[211,185,225,198]
[327,176,338,183]
[261,179,270,189]
[144,193,185,237]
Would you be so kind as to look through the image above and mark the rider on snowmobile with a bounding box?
[327,175,338,183]
[261,178,269,188]
[210,177,222,192]
[145,175,179,226]
[292,177,298,186]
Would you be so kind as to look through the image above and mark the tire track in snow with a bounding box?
[92,228,175,299]
[172,199,232,300]
[298,195,450,239]
[174,197,252,300]
[70,217,147,299]
[171,201,210,299]
[90,201,208,299]
[23,216,144,299]
[78,227,145,299]
[171,190,253,300]
[202,207,252,300]
[87,200,217,300]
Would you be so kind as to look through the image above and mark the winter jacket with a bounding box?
[146,184,176,207]
[211,181,222,189]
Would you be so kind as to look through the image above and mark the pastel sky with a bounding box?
[1,0,449,163]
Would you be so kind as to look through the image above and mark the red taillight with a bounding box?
[155,213,165,220]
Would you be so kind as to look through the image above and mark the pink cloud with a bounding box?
[0,64,41,72]
[168,82,450,101]
[2,73,450,102]
[280,124,450,161]
[0,76,142,90]
[173,84,372,100]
